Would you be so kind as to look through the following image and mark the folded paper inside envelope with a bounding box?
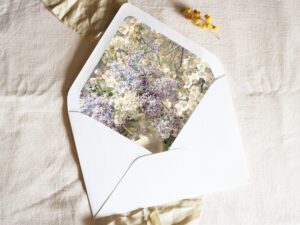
[68,3,249,218]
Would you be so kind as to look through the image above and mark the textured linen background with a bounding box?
[1,0,300,225]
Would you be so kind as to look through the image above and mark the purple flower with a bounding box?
[110,62,141,89]
[151,115,183,139]
[148,77,178,101]
[92,104,114,127]
[140,93,163,117]
[128,51,154,75]
[80,94,114,128]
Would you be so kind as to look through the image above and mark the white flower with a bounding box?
[89,78,98,85]
[113,92,140,125]
[189,86,201,101]
[114,111,127,125]
[175,100,189,116]
[94,68,102,76]
[119,24,130,35]
[114,92,140,114]
[103,71,117,88]
[190,72,201,81]
[119,19,136,36]
[161,64,170,73]
[187,86,203,112]
[109,36,124,49]
[182,72,193,88]
[196,62,206,73]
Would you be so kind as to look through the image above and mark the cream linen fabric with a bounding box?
[1,1,300,225]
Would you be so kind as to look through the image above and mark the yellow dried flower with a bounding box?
[193,10,201,18]
[204,14,212,22]
[186,7,193,13]
[182,7,193,19]
[200,23,208,29]
[212,25,218,31]
[207,23,213,29]
[182,7,219,39]
[192,18,201,25]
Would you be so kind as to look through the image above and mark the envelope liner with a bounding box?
[80,16,215,153]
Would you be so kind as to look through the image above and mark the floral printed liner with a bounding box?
[80,16,215,153]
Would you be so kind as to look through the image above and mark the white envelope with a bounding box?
[67,3,249,218]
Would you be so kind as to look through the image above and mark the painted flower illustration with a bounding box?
[80,17,214,153]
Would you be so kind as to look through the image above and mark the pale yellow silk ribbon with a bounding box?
[40,0,127,39]
[95,198,203,225]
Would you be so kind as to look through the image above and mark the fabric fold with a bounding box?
[96,198,203,225]
[40,0,127,38]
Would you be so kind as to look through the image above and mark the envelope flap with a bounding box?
[68,112,150,216]
[170,76,238,150]
[96,76,249,217]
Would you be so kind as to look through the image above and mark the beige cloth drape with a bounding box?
[40,0,127,38]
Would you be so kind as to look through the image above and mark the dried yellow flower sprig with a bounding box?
[182,7,219,39]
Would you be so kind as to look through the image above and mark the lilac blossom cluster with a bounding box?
[80,17,214,152]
